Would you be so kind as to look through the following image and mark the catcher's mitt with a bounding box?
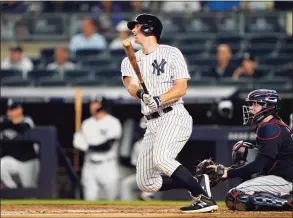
[195,158,225,188]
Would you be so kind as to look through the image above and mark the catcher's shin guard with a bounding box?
[225,188,293,211]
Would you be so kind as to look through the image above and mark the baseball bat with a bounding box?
[74,87,82,132]
[122,39,149,94]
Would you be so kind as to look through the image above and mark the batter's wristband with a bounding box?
[136,89,144,99]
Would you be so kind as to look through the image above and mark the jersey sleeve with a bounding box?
[171,48,190,80]
[256,124,281,159]
[106,118,122,140]
[121,57,138,80]
[23,116,35,128]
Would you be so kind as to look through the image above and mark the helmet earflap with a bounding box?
[140,24,154,36]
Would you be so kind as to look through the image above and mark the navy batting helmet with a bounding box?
[127,14,163,41]
[242,89,281,125]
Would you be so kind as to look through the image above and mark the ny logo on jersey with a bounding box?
[152,59,167,76]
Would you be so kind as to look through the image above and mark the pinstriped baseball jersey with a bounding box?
[121,45,190,115]
[121,43,193,193]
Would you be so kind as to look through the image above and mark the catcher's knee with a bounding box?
[225,188,254,211]
[225,188,293,211]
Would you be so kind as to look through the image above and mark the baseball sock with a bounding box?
[159,175,184,191]
[170,165,208,197]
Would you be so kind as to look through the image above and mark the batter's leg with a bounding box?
[136,129,163,192]
[153,114,207,197]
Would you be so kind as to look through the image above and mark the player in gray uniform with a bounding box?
[121,14,217,213]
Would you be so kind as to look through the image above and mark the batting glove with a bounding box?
[147,96,162,110]
[136,89,152,104]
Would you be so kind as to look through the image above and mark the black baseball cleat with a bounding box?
[197,174,212,198]
[180,194,218,213]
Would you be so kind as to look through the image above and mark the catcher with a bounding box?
[196,89,293,211]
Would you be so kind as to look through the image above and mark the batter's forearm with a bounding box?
[160,87,186,104]
[127,83,141,99]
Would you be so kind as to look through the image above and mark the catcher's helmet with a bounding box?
[242,89,281,125]
[127,14,163,41]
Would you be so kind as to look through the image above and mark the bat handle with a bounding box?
[141,82,149,94]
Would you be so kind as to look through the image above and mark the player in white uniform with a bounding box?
[120,117,155,201]
[73,96,122,201]
[0,100,39,188]
[121,14,217,213]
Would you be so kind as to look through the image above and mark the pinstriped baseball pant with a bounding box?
[136,104,193,192]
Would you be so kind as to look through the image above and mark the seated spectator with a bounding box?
[47,47,76,75]
[232,53,265,80]
[109,20,140,50]
[204,44,237,78]
[161,2,201,13]
[69,18,107,54]
[1,46,33,79]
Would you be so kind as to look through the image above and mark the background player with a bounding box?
[207,89,293,211]
[0,99,39,188]
[121,13,217,213]
[73,96,122,201]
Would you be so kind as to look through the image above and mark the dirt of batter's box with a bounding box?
[1,205,292,218]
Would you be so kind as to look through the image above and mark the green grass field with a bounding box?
[1,199,225,206]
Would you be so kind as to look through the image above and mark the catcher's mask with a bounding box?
[242,89,281,125]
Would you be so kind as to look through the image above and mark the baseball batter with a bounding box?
[73,96,122,201]
[121,13,217,213]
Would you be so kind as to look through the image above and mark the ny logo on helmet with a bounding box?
[152,59,167,76]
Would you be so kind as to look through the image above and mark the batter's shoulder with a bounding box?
[121,50,142,64]
[256,123,281,140]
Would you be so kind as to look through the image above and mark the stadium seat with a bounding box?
[94,66,120,78]
[215,35,243,45]
[64,69,91,80]
[273,65,293,78]
[188,56,217,67]
[260,56,292,67]
[30,57,41,68]
[82,57,111,69]
[178,36,209,47]
[1,76,31,86]
[75,49,104,59]
[218,77,253,87]
[70,77,105,87]
[101,76,123,86]
[249,35,279,45]
[252,77,291,89]
[189,77,216,86]
[0,69,22,79]
[245,47,274,58]
[40,47,55,60]
[36,77,67,87]
[27,69,58,80]
[181,45,206,56]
